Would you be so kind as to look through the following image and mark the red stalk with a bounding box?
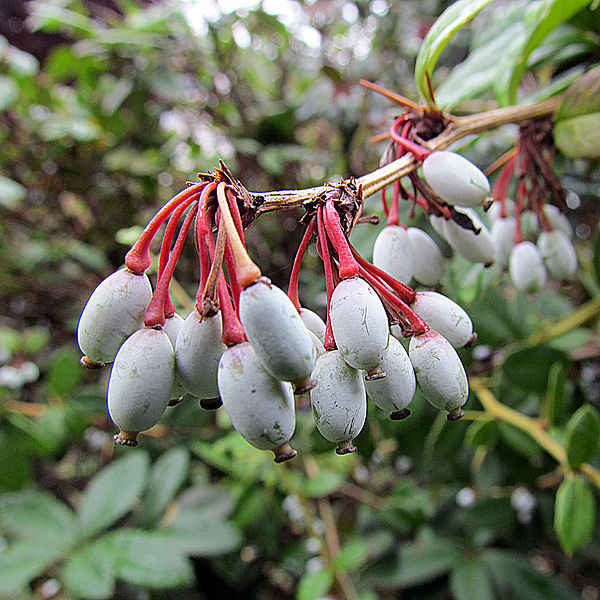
[358,268,428,335]
[126,182,205,274]
[158,195,199,317]
[226,189,246,248]
[349,244,415,304]
[389,118,431,161]
[317,207,337,350]
[144,202,199,327]
[287,216,317,311]
[323,199,360,279]
[195,183,218,310]
[492,153,517,218]
[381,187,389,217]
[514,151,528,244]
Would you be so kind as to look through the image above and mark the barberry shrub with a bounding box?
[1,1,600,600]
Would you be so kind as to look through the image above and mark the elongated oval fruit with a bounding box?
[491,217,516,268]
[365,336,415,419]
[486,197,516,223]
[406,227,444,285]
[544,204,572,238]
[107,327,174,446]
[509,241,547,293]
[175,310,225,401]
[429,214,448,241]
[309,331,325,357]
[300,308,326,343]
[310,349,367,454]
[537,230,577,280]
[372,225,414,284]
[408,330,468,419]
[163,312,187,404]
[329,277,389,378]
[77,268,152,366]
[444,208,495,265]
[218,342,297,462]
[411,291,473,348]
[422,151,490,208]
[240,278,317,393]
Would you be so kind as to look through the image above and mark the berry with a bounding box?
[408,330,468,419]
[77,268,152,366]
[329,276,389,378]
[372,225,414,284]
[310,349,367,454]
[107,327,174,446]
[406,227,444,285]
[422,151,490,208]
[239,278,317,393]
[537,230,577,281]
[509,241,547,293]
[444,208,495,265]
[218,342,297,462]
[491,217,516,268]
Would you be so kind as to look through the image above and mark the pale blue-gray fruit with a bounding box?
[411,291,473,348]
[300,308,326,343]
[491,217,516,268]
[107,327,174,445]
[329,277,389,378]
[372,225,414,284]
[365,336,415,419]
[422,151,490,208]
[217,342,297,462]
[537,230,577,280]
[310,349,367,454]
[406,227,444,285]
[409,330,468,419]
[509,241,547,293]
[163,312,187,402]
[175,310,224,399]
[240,278,317,392]
[77,268,152,366]
[444,208,495,265]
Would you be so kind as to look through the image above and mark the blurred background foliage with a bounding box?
[1,0,600,599]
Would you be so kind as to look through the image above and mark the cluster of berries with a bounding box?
[77,163,477,461]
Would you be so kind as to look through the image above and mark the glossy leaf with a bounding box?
[466,419,498,447]
[495,0,592,105]
[78,451,149,538]
[414,0,496,105]
[555,64,600,121]
[297,568,334,600]
[140,446,190,525]
[62,540,116,600]
[554,113,600,159]
[543,361,568,427]
[0,490,78,546]
[554,473,596,554]
[450,558,495,600]
[565,405,600,468]
[502,346,569,394]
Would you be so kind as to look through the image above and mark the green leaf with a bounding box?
[483,549,579,600]
[0,490,78,546]
[466,419,498,447]
[140,446,189,525]
[502,346,569,394]
[543,361,568,427]
[0,175,26,210]
[334,539,370,572]
[554,112,600,159]
[414,0,496,105]
[0,75,18,110]
[0,540,64,597]
[450,558,495,600]
[555,65,600,121]
[565,405,600,468]
[78,451,150,538]
[156,510,241,556]
[495,0,592,106]
[499,422,541,459]
[297,568,334,600]
[111,530,194,589]
[554,473,595,554]
[46,347,83,398]
[62,540,116,600]
[392,531,461,588]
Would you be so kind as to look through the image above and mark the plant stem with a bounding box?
[251,97,561,215]
[470,377,600,490]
